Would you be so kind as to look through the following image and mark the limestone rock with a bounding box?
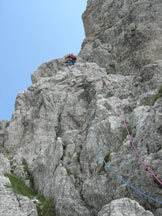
[154,208,162,216]
[2,59,162,214]
[0,174,38,216]
[16,195,38,216]
[31,57,69,84]
[0,153,37,216]
[80,0,162,75]
[1,0,162,215]
[0,119,9,152]
[98,198,153,216]
[53,166,91,216]
[0,153,10,174]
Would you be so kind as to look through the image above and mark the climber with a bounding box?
[72,54,77,65]
[65,53,77,66]
[65,53,72,66]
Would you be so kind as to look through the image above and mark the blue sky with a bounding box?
[0,0,87,121]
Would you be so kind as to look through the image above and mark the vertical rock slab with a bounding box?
[80,0,162,75]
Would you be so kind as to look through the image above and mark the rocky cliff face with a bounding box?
[80,0,162,75]
[1,0,162,216]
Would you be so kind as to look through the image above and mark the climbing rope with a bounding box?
[79,110,162,204]
[79,110,96,135]
[89,128,162,204]
[105,81,162,186]
[78,76,162,204]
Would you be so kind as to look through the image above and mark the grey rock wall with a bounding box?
[0,119,9,152]
[98,198,153,216]
[80,0,162,75]
[2,59,162,215]
[0,155,38,216]
[1,0,162,215]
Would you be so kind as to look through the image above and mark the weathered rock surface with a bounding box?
[154,208,162,216]
[0,119,9,152]
[0,153,10,174]
[2,59,162,215]
[98,198,153,216]
[0,156,38,216]
[80,0,162,75]
[1,0,162,215]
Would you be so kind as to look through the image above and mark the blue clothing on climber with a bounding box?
[65,53,77,66]
[69,56,73,66]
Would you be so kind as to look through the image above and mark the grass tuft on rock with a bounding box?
[5,171,56,216]
[140,98,153,106]
[104,152,111,162]
[4,173,35,198]
[121,126,131,143]
[152,86,162,105]
[22,158,35,188]
[22,158,30,173]
[141,86,162,106]
[98,127,132,175]
[36,195,56,216]
[98,152,111,175]
[114,126,132,153]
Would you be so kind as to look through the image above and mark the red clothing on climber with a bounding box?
[65,53,77,66]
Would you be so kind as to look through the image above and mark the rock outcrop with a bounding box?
[98,198,153,216]
[1,0,162,215]
[0,154,38,216]
[80,0,162,75]
[0,119,9,152]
